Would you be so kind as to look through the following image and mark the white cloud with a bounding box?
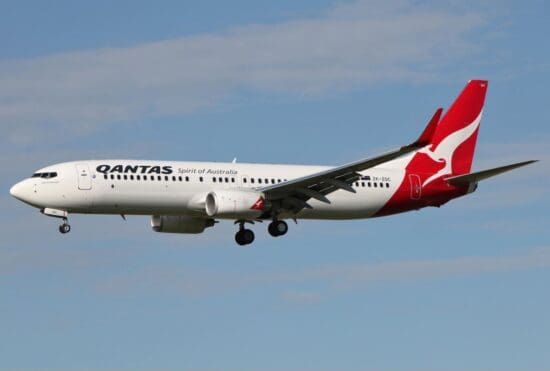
[0,0,486,143]
[91,246,550,298]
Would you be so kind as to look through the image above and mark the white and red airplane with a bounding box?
[10,80,536,245]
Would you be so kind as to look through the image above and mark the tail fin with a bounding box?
[429,80,488,176]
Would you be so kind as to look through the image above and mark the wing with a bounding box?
[259,109,443,215]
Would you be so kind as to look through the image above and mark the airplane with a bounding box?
[9,80,537,245]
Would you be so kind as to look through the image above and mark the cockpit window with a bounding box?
[32,172,58,179]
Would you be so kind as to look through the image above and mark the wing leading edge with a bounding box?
[259,109,444,214]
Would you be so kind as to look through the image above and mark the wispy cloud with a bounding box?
[93,246,550,299]
[0,0,487,143]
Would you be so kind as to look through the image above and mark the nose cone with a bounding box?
[10,180,33,204]
[10,182,23,200]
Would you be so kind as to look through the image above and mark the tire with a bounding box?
[242,229,255,245]
[268,220,288,237]
[268,222,279,237]
[275,220,288,236]
[59,224,71,234]
[235,230,247,246]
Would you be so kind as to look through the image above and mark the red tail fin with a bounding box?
[430,80,488,175]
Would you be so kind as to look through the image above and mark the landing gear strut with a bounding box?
[268,220,288,237]
[235,221,255,246]
[59,218,71,234]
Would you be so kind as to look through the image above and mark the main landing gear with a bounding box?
[268,220,288,237]
[235,221,255,246]
[234,219,289,245]
[58,218,71,234]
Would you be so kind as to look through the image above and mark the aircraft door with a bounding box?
[76,164,92,190]
[409,174,421,200]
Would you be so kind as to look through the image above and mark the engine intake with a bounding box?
[151,215,215,234]
[205,190,266,219]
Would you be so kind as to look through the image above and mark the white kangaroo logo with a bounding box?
[418,111,482,187]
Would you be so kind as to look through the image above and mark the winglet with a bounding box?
[415,107,443,146]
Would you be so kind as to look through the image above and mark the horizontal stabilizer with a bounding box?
[445,160,538,186]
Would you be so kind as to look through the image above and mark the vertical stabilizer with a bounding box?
[429,80,488,176]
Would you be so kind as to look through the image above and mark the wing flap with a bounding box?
[260,114,442,214]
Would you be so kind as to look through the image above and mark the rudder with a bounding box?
[430,80,488,176]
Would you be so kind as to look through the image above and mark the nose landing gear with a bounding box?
[59,218,71,234]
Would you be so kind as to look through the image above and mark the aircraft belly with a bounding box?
[89,185,196,215]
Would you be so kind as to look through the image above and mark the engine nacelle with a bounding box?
[151,215,215,234]
[205,190,266,219]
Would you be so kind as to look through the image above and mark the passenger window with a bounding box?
[225,177,229,183]
[172,176,176,181]
[103,174,108,180]
[117,175,121,180]
[157,176,161,181]
[231,178,235,183]
[374,182,377,188]
[199,177,203,182]
[137,175,141,180]
[185,176,189,182]
[243,178,247,183]
[271,179,275,184]
[362,182,365,187]
[213,177,216,182]
[368,182,371,187]
[123,175,128,180]
[130,175,134,180]
[258,178,262,184]
[277,179,281,183]
[386,183,390,188]
[379,182,383,188]
[143,175,148,180]
[251,178,255,184]
[110,174,114,180]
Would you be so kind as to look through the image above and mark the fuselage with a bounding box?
[9,158,463,221]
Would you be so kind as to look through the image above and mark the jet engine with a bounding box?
[205,190,266,219]
[151,215,215,234]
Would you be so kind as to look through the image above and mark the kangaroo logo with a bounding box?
[417,111,482,187]
[250,197,265,211]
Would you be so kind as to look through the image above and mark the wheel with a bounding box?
[59,224,71,234]
[235,229,254,245]
[242,229,255,244]
[235,230,246,245]
[268,220,288,237]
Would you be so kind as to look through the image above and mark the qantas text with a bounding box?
[96,164,173,175]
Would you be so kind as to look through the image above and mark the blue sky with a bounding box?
[1,0,549,370]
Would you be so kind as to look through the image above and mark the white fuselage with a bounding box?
[10,160,406,220]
